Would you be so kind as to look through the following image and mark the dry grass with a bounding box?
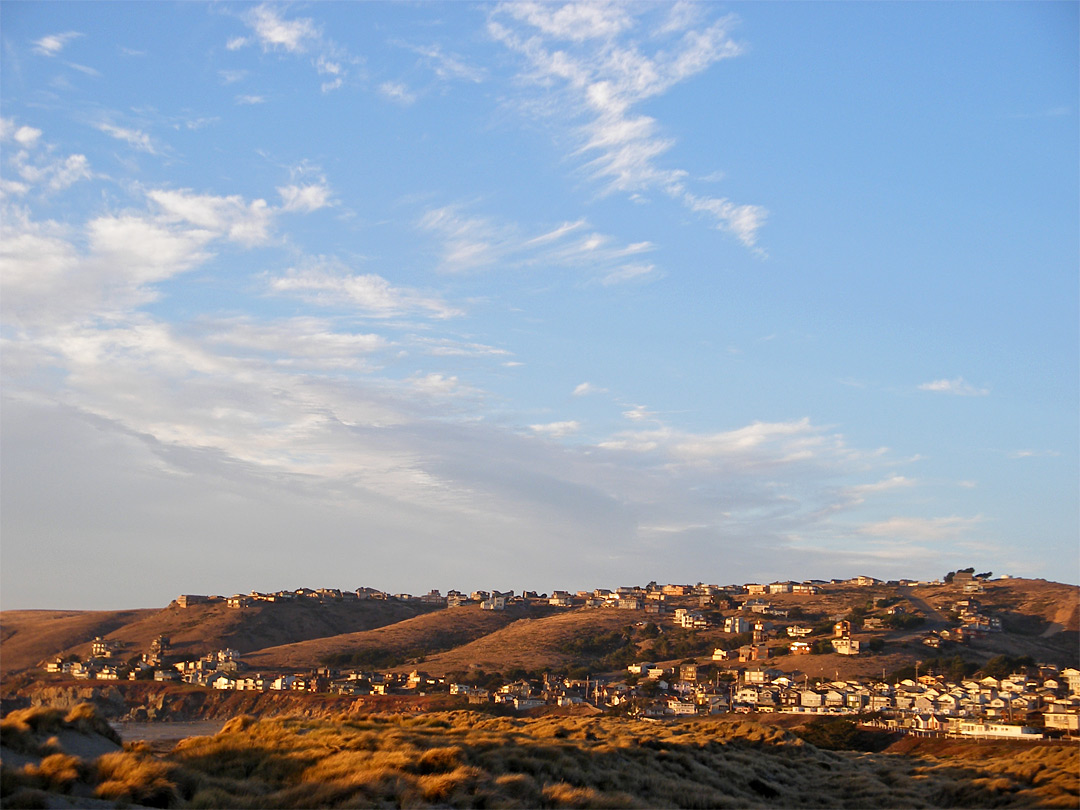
[4,704,1077,809]
[154,711,1080,808]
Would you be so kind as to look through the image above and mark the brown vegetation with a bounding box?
[2,704,1078,808]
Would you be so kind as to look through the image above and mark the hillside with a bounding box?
[242,604,545,670]
[3,578,1077,687]
[398,608,651,675]
[0,598,440,677]
[0,609,155,678]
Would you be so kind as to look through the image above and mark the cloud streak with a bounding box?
[489,2,767,248]
[918,377,990,396]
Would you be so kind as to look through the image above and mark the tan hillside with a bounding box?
[398,608,643,675]
[4,578,1076,684]
[242,604,540,669]
[0,598,438,677]
[0,609,155,678]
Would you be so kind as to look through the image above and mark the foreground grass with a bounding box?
[173,712,1079,808]
[3,706,1078,808]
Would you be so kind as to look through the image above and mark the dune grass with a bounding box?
[3,704,1078,808]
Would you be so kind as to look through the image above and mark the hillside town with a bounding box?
[36,571,1079,740]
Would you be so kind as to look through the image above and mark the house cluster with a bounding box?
[614,662,1080,739]
[45,634,172,680]
[921,597,1002,649]
[173,574,947,616]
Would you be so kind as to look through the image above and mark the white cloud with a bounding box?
[414,338,511,358]
[233,5,356,93]
[620,404,656,423]
[148,188,273,246]
[208,317,387,369]
[17,153,93,192]
[268,260,462,319]
[842,474,914,505]
[88,214,214,283]
[573,382,606,396]
[407,43,486,83]
[530,420,581,438]
[278,183,332,213]
[244,4,318,53]
[501,1,634,42]
[489,4,766,249]
[33,31,82,56]
[96,122,157,154]
[0,178,29,196]
[601,262,657,285]
[858,515,984,541]
[409,372,466,397]
[13,126,42,147]
[235,95,266,105]
[1008,449,1061,459]
[379,81,417,105]
[418,202,657,277]
[918,377,990,396]
[219,69,248,84]
[64,61,100,77]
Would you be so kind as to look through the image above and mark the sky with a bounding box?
[1,2,1077,610]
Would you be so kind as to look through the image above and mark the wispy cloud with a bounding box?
[379,81,416,105]
[858,514,983,541]
[33,31,82,57]
[230,4,356,93]
[489,3,766,249]
[573,382,607,396]
[235,95,266,106]
[95,122,157,154]
[3,120,93,192]
[268,259,462,319]
[406,43,486,83]
[918,377,989,396]
[1008,449,1061,459]
[219,69,248,85]
[244,4,318,53]
[64,61,100,77]
[417,202,656,278]
[148,188,273,246]
[530,420,581,438]
[278,182,332,213]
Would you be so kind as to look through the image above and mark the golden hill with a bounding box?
[3,578,1076,684]
[400,608,648,675]
[242,604,539,670]
[0,598,438,676]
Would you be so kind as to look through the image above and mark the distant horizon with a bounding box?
[2,2,1076,611]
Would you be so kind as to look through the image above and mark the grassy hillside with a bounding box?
[7,707,1075,808]
[0,599,440,677]
[403,609,652,675]
[242,604,543,670]
[0,609,155,677]
[4,578,1076,685]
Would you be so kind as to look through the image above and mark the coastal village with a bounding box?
[39,573,1080,741]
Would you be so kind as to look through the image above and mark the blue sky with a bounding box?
[1,1,1076,609]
